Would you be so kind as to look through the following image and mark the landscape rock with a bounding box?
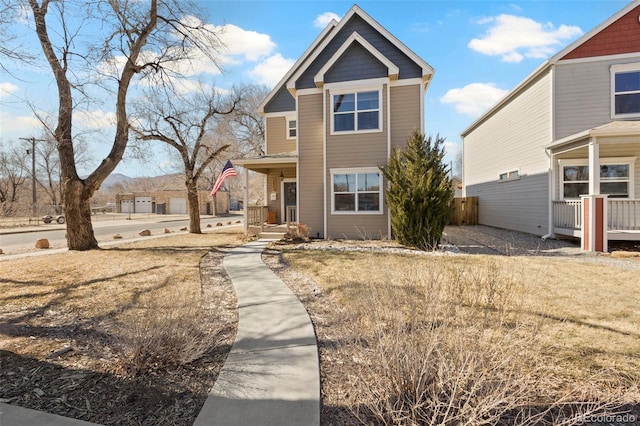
[113,234,123,239]
[216,222,223,227]
[206,223,212,228]
[139,229,151,236]
[35,239,50,249]
[180,227,187,231]
[0,248,3,254]
[164,228,171,234]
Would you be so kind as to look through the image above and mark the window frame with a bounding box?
[286,116,297,140]
[330,167,384,215]
[499,169,520,182]
[610,63,640,119]
[558,157,636,200]
[330,87,383,135]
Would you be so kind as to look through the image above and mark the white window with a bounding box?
[499,169,519,182]
[559,158,635,199]
[331,168,383,214]
[287,119,297,139]
[331,89,381,134]
[611,63,640,118]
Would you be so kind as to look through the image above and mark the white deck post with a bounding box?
[588,138,600,195]
[243,168,249,236]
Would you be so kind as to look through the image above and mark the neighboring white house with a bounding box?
[462,1,640,251]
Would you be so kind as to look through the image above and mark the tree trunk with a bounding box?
[64,179,98,250]
[186,178,201,234]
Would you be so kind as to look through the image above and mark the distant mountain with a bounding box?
[102,173,133,188]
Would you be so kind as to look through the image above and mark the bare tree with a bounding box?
[0,1,36,74]
[0,144,28,215]
[26,0,222,249]
[132,87,239,233]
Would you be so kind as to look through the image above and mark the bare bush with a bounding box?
[117,280,217,377]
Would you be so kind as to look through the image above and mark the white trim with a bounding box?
[280,178,296,222]
[329,86,383,135]
[313,31,399,88]
[296,87,322,96]
[610,62,640,119]
[556,51,640,66]
[330,167,384,215]
[557,156,636,200]
[323,77,389,91]
[286,115,297,140]
[263,111,295,118]
[323,88,328,238]
[258,20,337,113]
[390,77,425,88]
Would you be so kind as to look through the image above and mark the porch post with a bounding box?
[588,138,600,195]
[580,194,608,252]
[243,168,249,236]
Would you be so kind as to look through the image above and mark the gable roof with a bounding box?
[462,0,640,137]
[258,4,434,114]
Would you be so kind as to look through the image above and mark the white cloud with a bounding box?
[440,83,509,117]
[217,23,276,62]
[0,82,19,98]
[248,54,295,88]
[314,12,341,28]
[469,14,582,63]
[76,110,116,130]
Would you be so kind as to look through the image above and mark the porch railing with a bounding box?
[247,206,268,227]
[553,199,640,232]
[608,199,640,230]
[552,200,582,230]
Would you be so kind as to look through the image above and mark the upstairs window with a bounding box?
[611,63,640,118]
[287,119,297,139]
[332,90,380,133]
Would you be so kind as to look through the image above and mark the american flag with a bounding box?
[210,160,237,196]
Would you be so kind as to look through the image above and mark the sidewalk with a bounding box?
[194,239,320,426]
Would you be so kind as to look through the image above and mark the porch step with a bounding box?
[258,231,286,240]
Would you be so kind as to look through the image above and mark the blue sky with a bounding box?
[0,0,631,177]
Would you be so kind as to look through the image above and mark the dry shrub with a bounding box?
[348,257,621,425]
[285,223,311,242]
[116,280,216,377]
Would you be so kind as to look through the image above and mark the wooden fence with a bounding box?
[451,196,478,226]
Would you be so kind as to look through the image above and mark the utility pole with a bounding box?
[19,137,46,217]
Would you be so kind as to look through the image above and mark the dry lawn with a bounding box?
[0,229,244,425]
[266,245,640,425]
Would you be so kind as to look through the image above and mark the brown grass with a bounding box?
[0,229,244,425]
[273,247,640,425]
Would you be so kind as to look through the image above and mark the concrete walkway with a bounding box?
[194,239,320,426]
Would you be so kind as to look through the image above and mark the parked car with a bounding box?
[42,214,65,224]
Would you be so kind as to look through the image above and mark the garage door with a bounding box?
[120,200,134,214]
[135,197,153,213]
[170,197,187,214]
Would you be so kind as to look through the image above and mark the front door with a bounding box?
[283,180,297,222]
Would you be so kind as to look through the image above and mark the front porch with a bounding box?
[547,120,640,250]
[232,155,298,237]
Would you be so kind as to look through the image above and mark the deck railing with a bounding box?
[247,206,268,227]
[552,200,582,230]
[608,199,640,230]
[553,199,640,232]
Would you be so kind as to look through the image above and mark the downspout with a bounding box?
[542,147,554,241]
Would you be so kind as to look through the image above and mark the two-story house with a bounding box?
[462,1,640,251]
[235,4,434,239]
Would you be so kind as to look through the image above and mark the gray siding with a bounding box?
[554,56,640,139]
[298,93,325,238]
[464,70,552,187]
[466,173,550,236]
[325,42,388,83]
[264,85,296,114]
[296,15,421,89]
[463,69,552,235]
